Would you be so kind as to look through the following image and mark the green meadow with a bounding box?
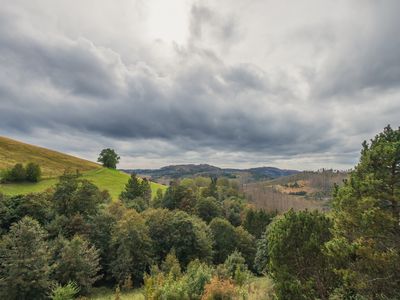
[0,168,166,199]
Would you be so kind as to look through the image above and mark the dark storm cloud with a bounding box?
[0,4,338,158]
[0,0,399,169]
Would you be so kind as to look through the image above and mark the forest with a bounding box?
[0,126,399,300]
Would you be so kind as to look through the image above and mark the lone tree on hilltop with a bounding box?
[97,148,120,169]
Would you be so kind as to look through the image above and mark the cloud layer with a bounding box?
[1,0,399,169]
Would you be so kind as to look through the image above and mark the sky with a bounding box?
[1,0,399,170]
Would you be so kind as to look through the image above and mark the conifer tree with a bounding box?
[0,216,52,300]
[326,125,400,298]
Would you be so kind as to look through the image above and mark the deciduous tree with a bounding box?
[97,148,120,169]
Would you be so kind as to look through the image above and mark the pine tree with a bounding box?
[52,235,102,294]
[0,216,52,300]
[326,125,400,298]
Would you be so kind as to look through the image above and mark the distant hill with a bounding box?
[0,136,100,178]
[124,164,299,183]
[0,136,166,199]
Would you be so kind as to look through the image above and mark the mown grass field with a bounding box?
[0,168,166,199]
[0,136,101,178]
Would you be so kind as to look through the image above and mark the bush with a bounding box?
[144,259,213,300]
[144,270,188,300]
[201,277,238,300]
[50,281,80,300]
[9,163,26,182]
[183,260,213,299]
[25,162,41,182]
[223,251,250,286]
[1,162,42,183]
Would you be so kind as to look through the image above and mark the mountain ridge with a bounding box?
[123,163,300,181]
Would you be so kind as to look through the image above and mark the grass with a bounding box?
[88,287,144,300]
[0,168,166,200]
[0,136,100,178]
[247,277,275,300]
[0,136,166,199]
[87,277,274,300]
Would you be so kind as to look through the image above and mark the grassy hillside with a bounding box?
[0,167,166,199]
[0,136,100,178]
[0,136,166,199]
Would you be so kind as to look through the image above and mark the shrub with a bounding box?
[161,249,181,280]
[201,277,238,300]
[144,259,213,300]
[0,163,42,183]
[143,270,188,300]
[10,163,26,182]
[183,260,213,299]
[222,251,251,287]
[25,162,41,182]
[50,281,80,300]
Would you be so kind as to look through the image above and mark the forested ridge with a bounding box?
[0,126,399,299]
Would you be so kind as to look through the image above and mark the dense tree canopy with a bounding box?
[53,174,107,218]
[144,209,213,266]
[2,127,397,299]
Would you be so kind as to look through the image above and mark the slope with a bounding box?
[0,136,166,199]
[0,168,166,199]
[0,136,100,178]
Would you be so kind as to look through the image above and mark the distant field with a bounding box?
[242,170,348,212]
[0,136,100,178]
[0,168,166,199]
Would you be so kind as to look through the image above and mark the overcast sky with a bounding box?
[1,0,399,170]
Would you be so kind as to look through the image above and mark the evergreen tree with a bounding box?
[120,173,143,200]
[243,208,276,239]
[0,216,52,300]
[326,125,400,299]
[234,226,256,270]
[119,174,152,211]
[267,210,336,300]
[254,229,269,275]
[52,235,102,294]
